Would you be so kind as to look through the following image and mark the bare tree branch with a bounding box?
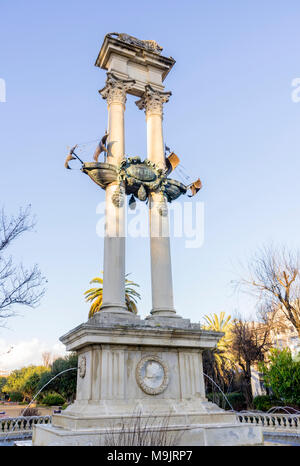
[0,206,45,325]
[0,205,36,252]
[230,314,274,407]
[233,244,300,337]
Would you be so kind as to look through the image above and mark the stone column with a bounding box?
[99,73,135,317]
[136,85,178,318]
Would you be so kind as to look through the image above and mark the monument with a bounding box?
[33,33,263,446]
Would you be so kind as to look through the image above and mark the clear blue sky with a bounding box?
[1,0,300,361]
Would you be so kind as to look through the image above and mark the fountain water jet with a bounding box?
[4,367,77,441]
[203,373,234,411]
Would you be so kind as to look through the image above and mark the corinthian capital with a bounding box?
[99,72,135,106]
[136,85,172,117]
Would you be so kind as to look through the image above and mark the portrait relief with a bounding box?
[136,355,169,395]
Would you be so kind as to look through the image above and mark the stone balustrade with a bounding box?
[237,412,300,432]
[0,415,52,438]
[2,412,299,439]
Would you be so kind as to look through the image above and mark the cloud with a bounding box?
[0,338,67,373]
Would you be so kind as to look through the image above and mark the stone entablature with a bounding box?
[95,33,176,97]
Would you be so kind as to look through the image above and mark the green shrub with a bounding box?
[253,395,282,412]
[259,349,300,405]
[226,392,247,411]
[61,403,69,410]
[9,391,23,402]
[37,353,78,402]
[207,392,246,411]
[207,392,226,409]
[42,393,65,406]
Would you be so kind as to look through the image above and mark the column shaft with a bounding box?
[137,85,177,317]
[99,73,135,316]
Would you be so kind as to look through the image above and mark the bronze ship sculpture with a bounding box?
[65,136,202,209]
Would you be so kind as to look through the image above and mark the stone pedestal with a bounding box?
[33,316,263,446]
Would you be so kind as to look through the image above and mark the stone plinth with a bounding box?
[33,315,263,446]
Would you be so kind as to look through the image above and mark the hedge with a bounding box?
[42,393,65,406]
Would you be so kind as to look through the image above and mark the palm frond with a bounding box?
[84,273,140,317]
[89,277,104,284]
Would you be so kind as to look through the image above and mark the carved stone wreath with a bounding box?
[136,355,169,395]
[78,355,86,378]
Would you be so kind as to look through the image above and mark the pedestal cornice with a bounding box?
[59,317,224,352]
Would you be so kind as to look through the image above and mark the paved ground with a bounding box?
[263,441,291,446]
[4,440,294,446]
[263,431,300,446]
[0,403,54,417]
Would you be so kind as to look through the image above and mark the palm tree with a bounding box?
[202,311,234,369]
[84,273,141,319]
[202,312,235,402]
[203,311,232,333]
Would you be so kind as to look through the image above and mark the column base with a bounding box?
[150,307,180,317]
[145,308,195,329]
[149,308,183,320]
[146,316,192,329]
[90,304,140,324]
[100,302,129,313]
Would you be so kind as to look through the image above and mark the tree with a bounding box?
[259,348,300,405]
[3,365,48,401]
[37,353,78,402]
[42,351,55,368]
[202,312,235,397]
[3,367,29,395]
[84,273,141,318]
[22,367,49,399]
[0,376,7,397]
[230,316,273,407]
[202,312,234,371]
[0,206,46,325]
[237,245,300,337]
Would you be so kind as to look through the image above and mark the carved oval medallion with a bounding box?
[136,355,169,395]
[78,355,86,378]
